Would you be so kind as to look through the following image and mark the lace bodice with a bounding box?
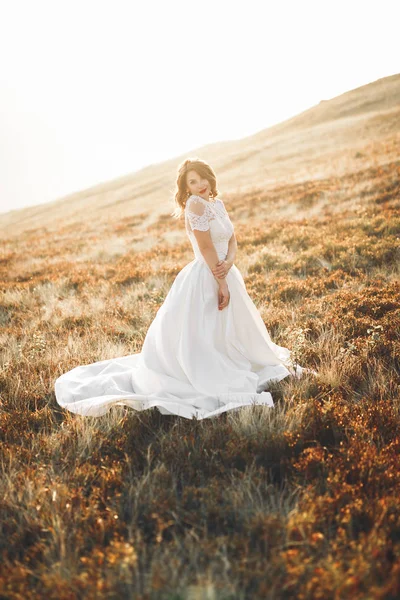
[185,195,235,261]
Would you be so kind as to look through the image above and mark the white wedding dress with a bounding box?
[55,194,311,420]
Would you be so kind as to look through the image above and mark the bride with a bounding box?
[55,158,314,420]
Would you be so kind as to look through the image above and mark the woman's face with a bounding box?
[186,170,210,200]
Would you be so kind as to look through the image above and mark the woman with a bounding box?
[55,158,314,420]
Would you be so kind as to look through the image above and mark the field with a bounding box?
[0,76,400,598]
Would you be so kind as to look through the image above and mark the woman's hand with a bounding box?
[212,259,233,279]
[218,281,230,311]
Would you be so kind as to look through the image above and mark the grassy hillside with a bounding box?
[0,75,400,598]
[1,73,399,237]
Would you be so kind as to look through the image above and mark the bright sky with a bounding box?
[0,0,398,216]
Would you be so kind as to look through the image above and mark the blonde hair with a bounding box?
[171,157,219,219]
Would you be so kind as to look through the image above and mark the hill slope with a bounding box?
[1,73,399,237]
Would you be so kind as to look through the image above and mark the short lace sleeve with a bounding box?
[186,196,210,232]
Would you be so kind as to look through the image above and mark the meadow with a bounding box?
[1,90,400,597]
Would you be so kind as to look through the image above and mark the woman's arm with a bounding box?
[225,232,237,268]
[192,228,226,284]
[192,230,230,309]
[211,231,237,279]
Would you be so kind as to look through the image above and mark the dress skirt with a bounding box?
[55,259,312,420]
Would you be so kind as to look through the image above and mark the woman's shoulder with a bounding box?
[185,195,227,218]
[187,194,224,206]
[185,195,211,212]
[187,194,207,204]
